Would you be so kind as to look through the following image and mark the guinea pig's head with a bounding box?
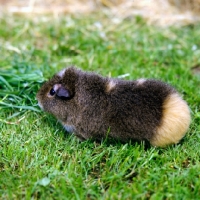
[36,67,77,120]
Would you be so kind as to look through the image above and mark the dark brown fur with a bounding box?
[36,67,178,143]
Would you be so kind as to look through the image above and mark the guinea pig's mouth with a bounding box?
[37,101,44,110]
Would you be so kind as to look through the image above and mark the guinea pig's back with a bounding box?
[106,79,170,139]
[106,79,190,145]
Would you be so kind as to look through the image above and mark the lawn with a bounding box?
[0,13,200,199]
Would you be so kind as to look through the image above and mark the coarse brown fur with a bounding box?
[36,67,191,147]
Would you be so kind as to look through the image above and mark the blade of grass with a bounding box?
[0,102,40,112]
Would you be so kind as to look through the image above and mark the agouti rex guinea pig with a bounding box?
[36,67,191,147]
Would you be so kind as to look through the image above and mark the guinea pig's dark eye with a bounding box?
[49,88,56,96]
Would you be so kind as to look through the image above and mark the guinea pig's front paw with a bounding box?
[63,124,75,133]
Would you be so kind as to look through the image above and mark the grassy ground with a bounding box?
[0,13,200,199]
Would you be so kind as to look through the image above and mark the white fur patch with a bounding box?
[137,78,146,85]
[63,124,75,133]
[150,93,191,147]
[53,84,61,91]
[57,68,67,78]
[106,80,116,92]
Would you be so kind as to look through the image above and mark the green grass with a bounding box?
[0,13,200,199]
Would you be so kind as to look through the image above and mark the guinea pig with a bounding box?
[36,66,191,147]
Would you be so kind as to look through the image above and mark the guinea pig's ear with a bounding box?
[53,84,71,98]
[56,86,70,98]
